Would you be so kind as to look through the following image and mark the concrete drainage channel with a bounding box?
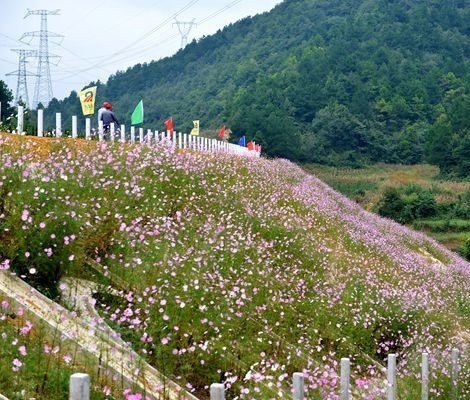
[0,271,199,400]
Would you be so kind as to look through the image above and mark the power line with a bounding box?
[50,0,200,81]
[2,0,261,99]
[79,0,243,69]
[115,0,200,53]
[198,0,243,25]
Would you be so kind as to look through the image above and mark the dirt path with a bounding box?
[0,271,199,400]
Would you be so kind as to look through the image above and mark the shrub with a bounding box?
[376,187,408,222]
[376,185,437,224]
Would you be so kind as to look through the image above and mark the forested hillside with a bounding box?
[25,0,470,172]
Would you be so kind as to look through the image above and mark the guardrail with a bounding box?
[8,105,261,158]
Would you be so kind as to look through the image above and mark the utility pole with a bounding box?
[173,18,196,49]
[20,9,63,108]
[6,49,37,109]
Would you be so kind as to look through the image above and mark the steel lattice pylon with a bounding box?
[6,49,37,108]
[20,9,63,109]
[173,18,197,49]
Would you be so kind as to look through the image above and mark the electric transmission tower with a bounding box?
[173,18,196,49]
[6,49,37,109]
[20,9,63,108]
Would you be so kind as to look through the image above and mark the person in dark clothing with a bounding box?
[100,101,120,134]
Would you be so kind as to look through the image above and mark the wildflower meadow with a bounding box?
[1,132,470,399]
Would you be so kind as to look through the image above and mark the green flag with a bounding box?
[131,100,144,125]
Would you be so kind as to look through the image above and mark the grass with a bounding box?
[1,133,470,399]
[303,163,469,209]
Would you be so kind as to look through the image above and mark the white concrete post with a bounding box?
[37,109,44,137]
[452,348,459,400]
[183,133,187,149]
[341,358,350,400]
[139,127,144,143]
[56,112,62,137]
[147,129,152,144]
[98,120,104,141]
[0,101,2,122]
[293,372,304,400]
[72,115,77,138]
[17,105,24,133]
[387,354,397,400]
[110,123,115,142]
[210,383,224,400]
[421,353,428,400]
[120,125,125,142]
[178,131,182,149]
[85,118,91,140]
[69,373,90,400]
[131,126,135,143]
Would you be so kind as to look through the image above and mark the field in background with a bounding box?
[303,163,470,252]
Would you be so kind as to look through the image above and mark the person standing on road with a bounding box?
[100,101,120,134]
[97,101,108,126]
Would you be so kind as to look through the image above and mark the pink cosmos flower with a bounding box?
[12,358,22,372]
[0,259,10,270]
[21,209,29,222]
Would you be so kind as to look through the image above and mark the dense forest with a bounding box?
[3,0,470,175]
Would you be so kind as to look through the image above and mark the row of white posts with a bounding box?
[11,106,260,158]
[66,350,461,400]
[213,351,460,400]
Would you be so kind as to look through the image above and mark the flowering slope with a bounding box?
[1,133,470,399]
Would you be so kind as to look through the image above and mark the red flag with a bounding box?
[218,125,225,139]
[164,117,174,133]
[247,141,255,151]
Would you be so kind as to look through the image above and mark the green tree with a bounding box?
[394,122,427,164]
[424,114,456,173]
[453,130,470,177]
[0,80,14,125]
[309,103,369,166]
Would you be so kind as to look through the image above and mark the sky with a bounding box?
[0,0,283,106]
